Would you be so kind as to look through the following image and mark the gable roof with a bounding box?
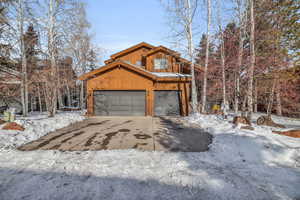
[78,60,191,82]
[110,42,155,59]
[78,60,157,81]
[145,46,180,57]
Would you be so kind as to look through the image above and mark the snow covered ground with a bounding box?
[0,111,85,149]
[0,112,299,200]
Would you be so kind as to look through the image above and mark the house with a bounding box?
[79,42,201,116]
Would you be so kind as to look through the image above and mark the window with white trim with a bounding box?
[154,58,168,69]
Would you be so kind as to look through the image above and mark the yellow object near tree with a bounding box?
[3,111,15,122]
[212,104,220,112]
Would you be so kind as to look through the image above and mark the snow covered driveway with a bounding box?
[0,112,299,200]
[18,117,212,152]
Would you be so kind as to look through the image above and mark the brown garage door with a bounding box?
[154,91,180,116]
[94,91,146,116]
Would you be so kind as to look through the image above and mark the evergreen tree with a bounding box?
[23,24,38,75]
[195,34,214,66]
[86,49,98,72]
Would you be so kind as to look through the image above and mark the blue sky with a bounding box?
[85,0,171,60]
[85,0,234,62]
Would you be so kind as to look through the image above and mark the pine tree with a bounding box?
[86,49,98,72]
[195,34,214,66]
[23,24,38,75]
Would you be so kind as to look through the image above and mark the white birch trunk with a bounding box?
[247,0,255,121]
[186,0,198,113]
[242,95,247,117]
[235,36,243,113]
[30,95,34,112]
[267,78,276,117]
[18,0,28,117]
[57,88,64,109]
[217,0,226,106]
[254,79,258,113]
[235,0,245,114]
[66,83,71,107]
[276,82,282,116]
[201,0,211,113]
[37,84,42,112]
[80,81,84,109]
[43,84,48,112]
[48,0,57,117]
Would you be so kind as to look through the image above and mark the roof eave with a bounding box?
[110,42,155,59]
[78,61,157,81]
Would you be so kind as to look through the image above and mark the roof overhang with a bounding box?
[78,61,191,82]
[145,46,181,57]
[78,61,157,81]
[110,42,155,59]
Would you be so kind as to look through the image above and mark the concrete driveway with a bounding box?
[19,117,212,152]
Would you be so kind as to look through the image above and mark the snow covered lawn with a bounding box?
[0,111,85,149]
[0,112,299,200]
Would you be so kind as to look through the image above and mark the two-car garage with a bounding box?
[93,90,180,116]
[80,62,190,116]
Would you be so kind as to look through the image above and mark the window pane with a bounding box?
[154,58,168,69]
[136,60,142,66]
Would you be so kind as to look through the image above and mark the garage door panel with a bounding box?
[154,91,180,116]
[94,91,146,116]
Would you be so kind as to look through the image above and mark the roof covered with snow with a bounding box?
[151,72,191,78]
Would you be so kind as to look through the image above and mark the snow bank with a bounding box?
[0,111,85,150]
[186,113,300,165]
[185,113,300,199]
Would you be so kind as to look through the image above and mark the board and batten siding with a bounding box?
[86,66,190,116]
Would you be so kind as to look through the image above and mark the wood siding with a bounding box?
[145,51,180,73]
[115,47,150,67]
[86,66,190,116]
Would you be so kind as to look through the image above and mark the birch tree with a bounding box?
[160,0,199,113]
[267,76,276,117]
[45,0,58,117]
[15,0,28,116]
[233,0,247,114]
[276,82,282,116]
[186,0,198,113]
[247,0,255,121]
[65,1,93,109]
[201,0,211,113]
[217,0,226,106]
[7,0,28,116]
[4,0,34,116]
[35,0,75,116]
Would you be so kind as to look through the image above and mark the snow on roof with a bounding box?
[151,72,191,77]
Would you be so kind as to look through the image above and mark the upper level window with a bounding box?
[136,60,142,66]
[154,58,168,69]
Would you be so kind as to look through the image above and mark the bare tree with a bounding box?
[45,0,58,117]
[17,0,28,116]
[201,0,211,113]
[247,0,255,121]
[160,0,198,113]
[217,0,226,106]
[65,1,93,109]
[234,0,247,114]
[186,0,198,113]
